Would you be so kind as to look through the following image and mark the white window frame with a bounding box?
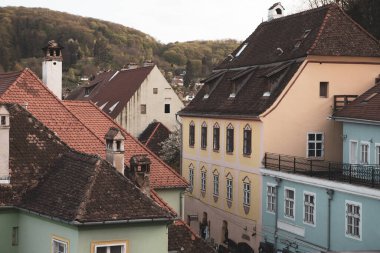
[345,200,362,241]
[284,187,295,220]
[360,141,370,164]
[349,140,358,164]
[307,132,324,159]
[266,183,276,214]
[226,174,233,201]
[213,170,219,196]
[303,191,316,227]
[201,168,206,192]
[93,241,127,253]
[243,179,251,206]
[52,237,69,253]
[375,143,380,165]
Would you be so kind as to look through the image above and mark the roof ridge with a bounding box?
[306,5,333,54]
[0,69,29,99]
[83,101,188,187]
[145,122,161,146]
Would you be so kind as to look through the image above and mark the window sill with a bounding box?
[189,145,194,148]
[243,154,251,158]
[213,149,220,153]
[226,152,234,155]
[201,147,207,150]
[307,157,324,161]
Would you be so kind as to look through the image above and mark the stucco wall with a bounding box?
[118,66,184,137]
[155,188,183,216]
[263,57,380,163]
[0,209,19,253]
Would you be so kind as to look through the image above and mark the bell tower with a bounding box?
[42,40,64,99]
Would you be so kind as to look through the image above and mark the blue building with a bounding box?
[260,83,380,252]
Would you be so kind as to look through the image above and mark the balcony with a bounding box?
[333,95,357,111]
[263,153,380,189]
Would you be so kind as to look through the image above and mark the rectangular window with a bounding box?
[12,227,18,246]
[201,125,207,149]
[304,193,315,225]
[227,178,233,200]
[226,128,234,153]
[320,82,328,97]
[140,104,146,114]
[164,104,170,113]
[243,182,250,206]
[285,188,295,219]
[94,244,127,253]
[213,174,219,196]
[307,133,324,158]
[346,201,361,239]
[360,143,369,164]
[213,126,220,151]
[201,171,206,192]
[350,141,358,164]
[189,168,194,189]
[189,124,195,147]
[153,88,158,94]
[267,185,276,213]
[376,145,380,165]
[243,129,252,155]
[52,238,68,253]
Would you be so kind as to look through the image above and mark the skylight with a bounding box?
[235,43,248,57]
[109,101,120,113]
[363,92,378,102]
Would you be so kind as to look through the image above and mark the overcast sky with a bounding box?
[0,0,307,43]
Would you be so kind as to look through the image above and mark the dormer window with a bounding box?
[116,140,121,151]
[106,139,113,150]
[1,116,6,126]
[229,83,236,99]
[84,87,91,96]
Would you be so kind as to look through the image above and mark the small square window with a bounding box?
[165,104,170,113]
[52,238,68,253]
[320,82,328,98]
[141,104,146,114]
[153,88,158,94]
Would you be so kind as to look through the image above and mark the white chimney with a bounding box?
[105,127,125,174]
[0,105,10,184]
[42,40,63,99]
[268,2,285,21]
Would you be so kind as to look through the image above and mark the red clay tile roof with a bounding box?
[169,220,216,253]
[0,69,187,189]
[333,83,380,122]
[66,66,154,118]
[217,4,380,69]
[0,103,172,222]
[63,100,188,189]
[139,121,171,156]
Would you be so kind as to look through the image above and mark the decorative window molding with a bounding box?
[226,173,233,202]
[266,183,276,214]
[360,141,370,164]
[284,187,295,220]
[307,132,324,159]
[213,123,220,151]
[242,176,251,207]
[91,240,128,253]
[189,121,195,147]
[189,164,194,191]
[226,123,234,153]
[52,236,70,253]
[213,169,219,197]
[349,140,358,164]
[201,122,207,149]
[243,124,252,156]
[303,191,316,227]
[201,167,207,193]
[345,200,362,241]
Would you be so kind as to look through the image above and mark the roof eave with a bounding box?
[177,111,261,121]
[332,116,380,126]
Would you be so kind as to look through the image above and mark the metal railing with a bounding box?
[263,153,380,188]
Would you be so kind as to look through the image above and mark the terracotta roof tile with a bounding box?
[139,122,171,156]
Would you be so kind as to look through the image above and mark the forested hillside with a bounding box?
[0,7,239,88]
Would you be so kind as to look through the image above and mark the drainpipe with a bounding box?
[274,177,282,252]
[326,189,334,250]
[175,114,183,176]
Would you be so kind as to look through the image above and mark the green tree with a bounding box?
[184,60,194,87]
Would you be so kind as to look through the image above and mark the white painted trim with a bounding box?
[306,132,324,159]
[277,220,305,237]
[344,200,362,241]
[266,183,276,215]
[0,179,10,184]
[349,140,358,164]
[360,141,371,164]
[303,191,316,227]
[284,186,296,221]
[375,143,380,165]
[261,168,380,200]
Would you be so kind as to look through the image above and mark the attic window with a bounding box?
[276,8,282,14]
[235,43,248,57]
[363,92,378,103]
[303,29,311,38]
[106,139,113,150]
[84,88,91,96]
[1,116,6,126]
[116,140,121,151]
[109,101,120,113]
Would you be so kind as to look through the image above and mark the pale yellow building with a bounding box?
[178,4,380,252]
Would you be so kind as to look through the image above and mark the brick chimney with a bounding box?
[42,40,64,99]
[0,105,10,184]
[105,127,125,174]
[129,154,151,196]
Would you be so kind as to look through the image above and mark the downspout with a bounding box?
[326,189,334,250]
[274,177,282,252]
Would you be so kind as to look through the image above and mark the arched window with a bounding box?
[243,124,252,155]
[243,176,251,206]
[226,173,233,201]
[226,123,234,153]
[213,169,219,196]
[213,122,220,151]
[200,167,207,193]
[201,122,207,149]
[189,121,195,147]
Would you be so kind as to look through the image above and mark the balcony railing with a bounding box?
[263,153,380,188]
[333,95,357,111]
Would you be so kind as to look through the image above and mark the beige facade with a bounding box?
[115,66,184,137]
